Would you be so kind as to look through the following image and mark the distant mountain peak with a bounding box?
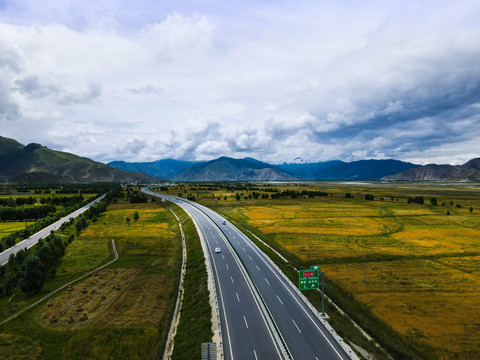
[172,156,295,181]
[382,158,480,181]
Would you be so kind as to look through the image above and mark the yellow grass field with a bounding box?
[39,268,141,329]
[322,259,480,353]
[209,183,480,359]
[0,222,33,238]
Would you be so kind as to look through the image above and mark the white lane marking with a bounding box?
[237,241,240,245]
[316,357,319,360]
[292,319,301,333]
[254,350,258,360]
[236,292,240,302]
[265,278,270,285]
[256,265,260,271]
[242,247,246,252]
[230,276,234,284]
[249,255,252,260]
[226,264,229,270]
[243,315,249,329]
[222,255,225,260]
[177,201,284,360]
[228,223,346,359]
[276,295,283,305]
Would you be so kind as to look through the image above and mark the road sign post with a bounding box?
[320,271,325,317]
[299,269,319,290]
[299,266,326,316]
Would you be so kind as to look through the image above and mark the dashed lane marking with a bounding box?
[292,319,301,334]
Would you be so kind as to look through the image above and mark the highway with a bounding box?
[146,190,286,359]
[0,194,106,266]
[143,189,356,360]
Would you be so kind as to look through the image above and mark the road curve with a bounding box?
[144,189,287,360]
[143,189,358,360]
[0,194,106,266]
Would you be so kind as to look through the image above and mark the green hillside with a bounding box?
[0,136,154,183]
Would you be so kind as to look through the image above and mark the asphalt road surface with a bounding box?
[143,189,354,360]
[0,194,106,266]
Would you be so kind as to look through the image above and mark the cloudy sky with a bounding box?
[1,0,480,165]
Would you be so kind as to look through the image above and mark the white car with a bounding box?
[214,247,221,253]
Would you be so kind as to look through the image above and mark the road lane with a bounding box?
[145,190,286,360]
[198,201,355,360]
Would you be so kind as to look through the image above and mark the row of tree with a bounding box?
[40,195,84,206]
[0,204,56,221]
[0,234,71,296]
[0,196,38,207]
[0,187,120,297]
[0,191,109,253]
[270,189,329,199]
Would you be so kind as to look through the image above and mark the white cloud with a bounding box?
[0,0,479,165]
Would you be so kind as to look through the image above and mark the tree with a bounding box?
[126,217,131,223]
[470,207,474,213]
[364,194,374,201]
[235,193,241,201]
[36,243,53,272]
[133,211,139,221]
[4,267,16,295]
[430,197,438,206]
[19,256,43,296]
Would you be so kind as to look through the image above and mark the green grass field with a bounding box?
[0,200,182,360]
[166,182,480,359]
[0,222,34,238]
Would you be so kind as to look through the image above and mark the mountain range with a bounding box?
[108,159,197,179]
[2,135,479,183]
[111,156,420,181]
[382,158,480,181]
[171,157,296,181]
[0,136,156,183]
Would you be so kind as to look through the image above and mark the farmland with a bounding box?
[174,182,480,359]
[0,199,182,359]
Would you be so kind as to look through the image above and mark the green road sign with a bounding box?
[299,269,319,290]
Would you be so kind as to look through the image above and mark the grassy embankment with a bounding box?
[166,202,213,360]
[0,199,182,360]
[162,182,480,360]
